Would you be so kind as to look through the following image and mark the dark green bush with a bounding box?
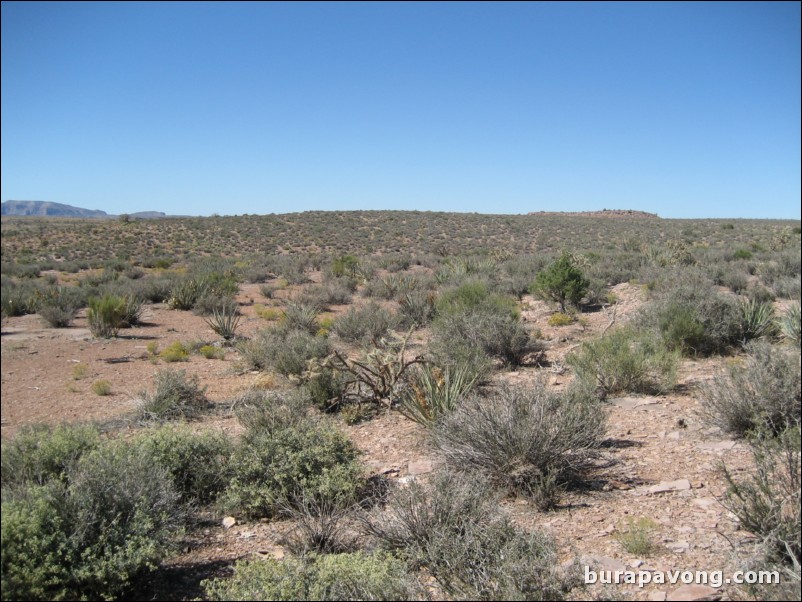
[133,425,233,505]
[238,327,330,376]
[530,253,589,312]
[1,442,182,601]
[566,327,679,396]
[431,281,534,369]
[204,552,421,601]
[700,342,801,438]
[0,423,101,488]
[222,420,364,520]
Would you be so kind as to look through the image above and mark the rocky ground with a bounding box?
[0,280,767,601]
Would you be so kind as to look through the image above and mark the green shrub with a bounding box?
[433,382,605,508]
[282,301,321,335]
[1,423,101,488]
[305,368,349,413]
[363,472,578,600]
[734,249,754,260]
[333,302,397,345]
[1,442,181,601]
[398,289,436,327]
[566,327,679,396]
[222,420,364,520]
[547,312,574,326]
[239,327,330,376]
[614,517,659,557]
[530,253,589,312]
[159,340,191,362]
[138,369,210,422]
[167,278,201,310]
[204,552,421,601]
[399,363,479,427]
[332,254,361,278]
[87,294,127,338]
[133,425,233,505]
[198,344,225,359]
[700,342,801,438]
[431,281,534,372]
[637,273,742,356]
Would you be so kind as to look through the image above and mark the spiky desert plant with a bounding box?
[399,363,479,426]
[206,306,241,341]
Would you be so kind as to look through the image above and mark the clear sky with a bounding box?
[1,2,800,219]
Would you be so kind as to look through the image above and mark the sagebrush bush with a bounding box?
[222,420,364,520]
[637,275,741,356]
[333,302,397,345]
[700,342,801,437]
[233,389,312,435]
[432,297,534,369]
[722,427,801,568]
[1,442,182,601]
[282,301,321,335]
[363,472,578,600]
[204,552,421,601]
[237,325,330,376]
[138,369,210,422]
[566,327,679,396]
[433,382,605,508]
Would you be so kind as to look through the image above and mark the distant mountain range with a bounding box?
[1,200,168,219]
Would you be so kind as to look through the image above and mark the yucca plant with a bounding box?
[399,363,479,426]
[206,306,241,341]
[739,298,778,345]
[778,302,801,346]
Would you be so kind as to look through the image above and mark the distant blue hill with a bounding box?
[1,201,170,219]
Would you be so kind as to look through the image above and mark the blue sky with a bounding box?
[1,2,800,219]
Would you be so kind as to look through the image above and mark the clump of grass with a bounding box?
[566,327,679,396]
[614,517,659,557]
[71,363,89,381]
[137,369,210,422]
[90,380,112,396]
[254,304,282,321]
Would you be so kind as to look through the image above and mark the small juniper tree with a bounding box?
[531,253,589,312]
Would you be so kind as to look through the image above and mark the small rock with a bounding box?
[667,431,682,440]
[649,592,667,602]
[581,554,627,573]
[666,584,721,601]
[222,516,236,529]
[665,540,690,553]
[648,479,691,495]
[630,559,644,568]
[697,440,736,452]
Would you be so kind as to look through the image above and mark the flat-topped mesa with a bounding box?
[527,209,660,219]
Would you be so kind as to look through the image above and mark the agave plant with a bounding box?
[738,298,778,345]
[778,301,801,347]
[399,363,479,427]
[206,306,241,341]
